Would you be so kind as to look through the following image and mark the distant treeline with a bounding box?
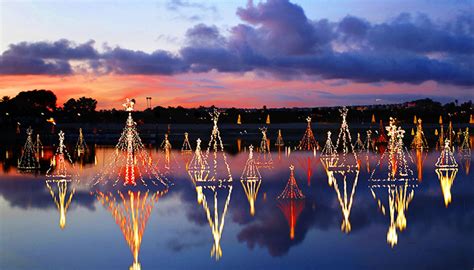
[1,89,472,129]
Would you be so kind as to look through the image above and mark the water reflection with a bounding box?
[95,189,167,270]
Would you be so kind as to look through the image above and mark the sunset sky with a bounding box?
[1,0,473,110]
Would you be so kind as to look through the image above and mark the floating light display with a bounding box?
[75,128,88,156]
[365,130,376,153]
[459,127,471,157]
[187,138,210,204]
[205,109,232,184]
[256,127,272,168]
[241,145,262,216]
[275,129,284,147]
[91,99,169,187]
[334,107,359,169]
[181,132,193,153]
[369,118,417,247]
[46,179,75,229]
[353,132,365,153]
[46,130,75,180]
[277,165,305,240]
[17,126,40,170]
[320,131,337,186]
[298,116,319,151]
[95,189,167,270]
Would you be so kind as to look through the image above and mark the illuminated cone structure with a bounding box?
[96,189,167,270]
[160,134,173,170]
[46,179,75,229]
[298,117,318,151]
[435,139,459,207]
[18,127,40,170]
[256,127,272,168]
[92,99,169,187]
[198,182,232,260]
[459,128,471,157]
[376,120,388,152]
[46,130,75,180]
[277,165,305,240]
[275,129,284,147]
[75,128,88,156]
[369,118,417,247]
[410,119,428,150]
[364,130,375,153]
[241,145,261,216]
[328,107,360,233]
[205,109,232,184]
[353,133,365,153]
[320,131,337,186]
[181,132,193,153]
[187,138,210,204]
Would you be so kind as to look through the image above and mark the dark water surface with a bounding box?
[0,142,473,270]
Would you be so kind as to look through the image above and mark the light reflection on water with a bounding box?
[0,145,473,270]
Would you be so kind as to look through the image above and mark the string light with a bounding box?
[410,118,428,150]
[92,99,169,187]
[277,165,305,240]
[17,126,40,170]
[205,108,232,184]
[240,145,262,216]
[187,138,210,204]
[459,127,471,157]
[46,179,75,229]
[298,116,319,151]
[46,130,75,180]
[75,128,88,156]
[369,117,417,247]
[256,127,272,168]
[353,132,365,153]
[275,129,284,147]
[181,132,193,153]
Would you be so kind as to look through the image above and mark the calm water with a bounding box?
[0,143,473,270]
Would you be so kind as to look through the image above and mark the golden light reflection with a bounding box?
[436,168,458,207]
[95,189,166,270]
[199,183,232,260]
[46,179,75,229]
[330,167,359,233]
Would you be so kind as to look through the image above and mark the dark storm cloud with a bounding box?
[1,0,473,86]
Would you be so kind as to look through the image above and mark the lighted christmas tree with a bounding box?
[353,132,365,153]
[435,143,458,207]
[187,138,210,204]
[75,128,88,156]
[277,165,305,240]
[410,119,428,150]
[17,126,40,170]
[181,132,193,153]
[365,130,375,153]
[160,133,173,170]
[320,131,337,186]
[256,127,272,168]
[436,139,458,168]
[92,99,169,187]
[266,114,271,125]
[369,118,417,247]
[436,116,445,149]
[329,108,360,233]
[275,129,284,147]
[205,109,232,184]
[334,107,358,169]
[95,189,167,270]
[46,130,75,180]
[298,117,318,151]
[459,127,471,157]
[237,114,242,125]
[375,120,388,150]
[240,145,262,216]
[46,179,75,229]
[35,133,43,156]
